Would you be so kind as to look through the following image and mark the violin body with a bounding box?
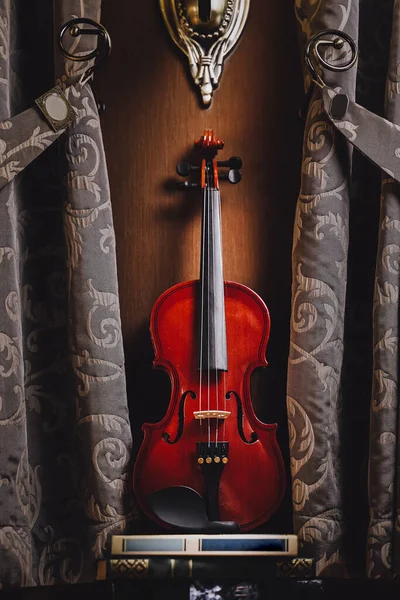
[133,279,286,531]
[133,130,285,531]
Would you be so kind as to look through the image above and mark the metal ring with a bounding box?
[305,29,358,85]
[58,18,111,63]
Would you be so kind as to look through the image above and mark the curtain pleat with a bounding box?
[0,0,34,585]
[291,0,400,579]
[368,0,400,578]
[289,0,358,577]
[0,0,133,587]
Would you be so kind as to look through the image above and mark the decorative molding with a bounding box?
[159,0,250,106]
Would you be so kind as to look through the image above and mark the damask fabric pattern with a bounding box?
[289,0,358,577]
[290,0,400,578]
[367,0,400,577]
[0,0,133,588]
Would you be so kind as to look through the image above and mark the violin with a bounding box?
[133,130,285,532]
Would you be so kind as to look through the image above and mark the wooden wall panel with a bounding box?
[95,0,303,531]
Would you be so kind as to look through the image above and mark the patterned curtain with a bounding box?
[289,0,400,578]
[0,0,133,587]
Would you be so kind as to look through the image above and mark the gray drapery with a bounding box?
[289,0,400,578]
[0,0,133,587]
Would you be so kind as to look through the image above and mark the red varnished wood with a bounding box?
[133,280,286,530]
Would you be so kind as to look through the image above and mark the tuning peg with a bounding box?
[217,156,242,170]
[177,181,200,190]
[219,169,242,184]
[176,162,199,177]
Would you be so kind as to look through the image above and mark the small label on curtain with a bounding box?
[35,86,76,132]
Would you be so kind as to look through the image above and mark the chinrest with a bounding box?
[148,486,240,533]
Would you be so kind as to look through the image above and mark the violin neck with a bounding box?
[199,186,228,372]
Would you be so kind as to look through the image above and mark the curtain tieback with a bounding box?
[0,82,89,192]
[322,87,400,184]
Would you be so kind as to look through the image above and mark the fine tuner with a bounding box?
[176,155,242,189]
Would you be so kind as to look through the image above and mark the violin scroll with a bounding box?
[194,129,224,155]
[176,129,242,190]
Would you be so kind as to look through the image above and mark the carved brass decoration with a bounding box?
[159,0,250,106]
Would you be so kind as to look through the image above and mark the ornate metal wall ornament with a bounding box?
[159,0,250,106]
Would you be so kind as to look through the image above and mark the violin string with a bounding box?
[207,172,211,446]
[219,189,226,444]
[199,165,206,437]
[223,368,226,442]
[213,182,218,447]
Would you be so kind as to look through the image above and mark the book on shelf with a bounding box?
[97,556,315,581]
[111,534,298,557]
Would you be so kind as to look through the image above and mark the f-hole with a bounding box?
[226,391,258,444]
[162,390,196,444]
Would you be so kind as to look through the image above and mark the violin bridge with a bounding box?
[193,410,231,420]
